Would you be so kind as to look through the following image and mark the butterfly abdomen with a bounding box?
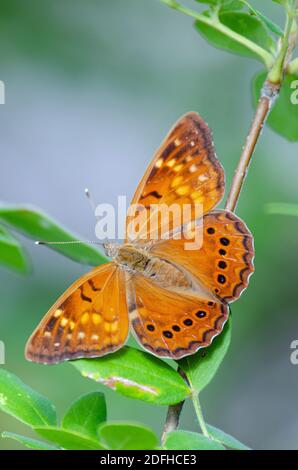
[143,257,191,290]
[116,244,191,290]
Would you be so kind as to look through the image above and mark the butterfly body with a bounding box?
[115,244,192,291]
[26,112,254,364]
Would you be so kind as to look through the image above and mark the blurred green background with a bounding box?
[1,0,298,450]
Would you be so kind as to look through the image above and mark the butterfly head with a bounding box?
[103,241,120,258]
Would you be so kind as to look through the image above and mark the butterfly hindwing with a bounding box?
[25,262,129,364]
[150,210,254,303]
[127,275,228,359]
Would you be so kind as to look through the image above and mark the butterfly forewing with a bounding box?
[25,262,129,364]
[125,112,225,243]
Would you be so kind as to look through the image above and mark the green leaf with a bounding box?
[62,392,106,441]
[220,1,244,11]
[164,431,225,450]
[240,1,283,36]
[34,426,105,450]
[179,318,231,393]
[0,205,107,266]
[207,424,250,450]
[98,422,158,450]
[252,71,298,141]
[0,369,57,427]
[2,432,60,450]
[0,224,30,273]
[195,11,275,61]
[72,346,190,405]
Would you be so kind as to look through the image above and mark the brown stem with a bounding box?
[225,80,280,212]
[162,78,281,442]
[162,3,298,442]
[162,401,184,444]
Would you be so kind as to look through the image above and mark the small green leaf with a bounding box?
[34,427,105,450]
[179,318,231,393]
[252,71,298,141]
[98,422,158,450]
[2,432,60,450]
[62,392,106,441]
[207,424,250,450]
[195,12,275,61]
[0,205,107,266]
[220,1,244,11]
[240,1,283,36]
[0,369,57,427]
[164,430,225,450]
[72,346,190,405]
[0,224,30,273]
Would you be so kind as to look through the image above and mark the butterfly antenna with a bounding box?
[35,240,104,246]
[84,188,97,215]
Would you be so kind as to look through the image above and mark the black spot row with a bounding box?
[220,237,230,246]
[218,260,227,269]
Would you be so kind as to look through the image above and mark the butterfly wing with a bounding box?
[25,262,129,364]
[150,210,254,303]
[125,112,225,242]
[127,274,228,359]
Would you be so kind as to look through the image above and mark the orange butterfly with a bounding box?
[25,112,254,364]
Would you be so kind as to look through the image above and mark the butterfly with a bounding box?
[25,112,254,364]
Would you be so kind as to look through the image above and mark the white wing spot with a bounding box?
[155,158,163,168]
[189,163,198,173]
[54,309,62,318]
[198,174,209,182]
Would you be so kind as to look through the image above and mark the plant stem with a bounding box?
[160,0,274,68]
[268,4,296,83]
[192,393,210,438]
[162,0,298,441]
[226,1,298,211]
[161,401,184,444]
[225,80,280,212]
